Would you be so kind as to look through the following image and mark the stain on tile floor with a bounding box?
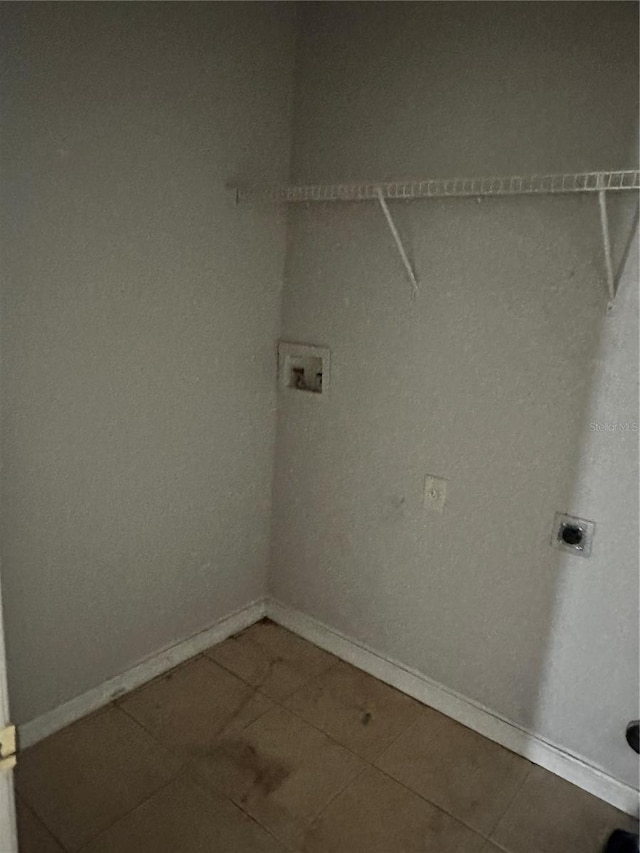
[16,623,637,853]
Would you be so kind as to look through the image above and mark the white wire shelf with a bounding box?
[236,169,640,204]
[234,169,639,310]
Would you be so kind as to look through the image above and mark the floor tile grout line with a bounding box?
[116,624,371,768]
[260,622,640,825]
[114,676,285,845]
[114,659,277,767]
[109,700,184,757]
[370,704,425,766]
[367,762,500,843]
[76,704,185,849]
[175,672,373,847]
[269,656,342,706]
[73,772,185,853]
[204,632,342,703]
[15,702,170,853]
[180,749,299,851]
[484,839,517,853]
[270,654,342,703]
[270,694,376,763]
[202,631,272,689]
[367,696,538,843]
[269,692,499,844]
[109,627,335,764]
[257,653,514,842]
[272,658,424,767]
[180,723,368,853]
[111,624,344,770]
[303,762,371,839]
[15,792,72,853]
[268,669,518,843]
[181,761,287,851]
[185,771,292,853]
[486,761,536,845]
[163,640,370,851]
[201,644,283,700]
[113,701,194,783]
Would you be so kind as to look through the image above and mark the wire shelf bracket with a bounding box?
[596,180,639,311]
[598,188,616,309]
[233,170,640,308]
[375,189,418,298]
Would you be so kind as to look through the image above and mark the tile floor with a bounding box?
[15,620,637,853]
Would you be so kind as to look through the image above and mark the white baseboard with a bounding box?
[267,598,640,818]
[19,598,266,750]
[17,594,638,817]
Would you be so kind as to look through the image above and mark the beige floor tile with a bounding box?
[119,656,273,758]
[80,774,287,853]
[16,797,65,853]
[303,767,486,853]
[491,765,638,853]
[376,706,531,835]
[191,704,366,850]
[16,706,180,852]
[205,620,338,702]
[284,659,422,761]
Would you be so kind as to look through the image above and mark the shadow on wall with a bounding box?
[271,0,640,796]
[532,205,639,780]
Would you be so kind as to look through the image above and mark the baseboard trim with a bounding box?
[17,594,638,816]
[267,598,640,817]
[19,598,267,750]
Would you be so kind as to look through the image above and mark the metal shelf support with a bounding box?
[375,189,418,299]
[598,189,616,309]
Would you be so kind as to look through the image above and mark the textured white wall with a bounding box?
[0,2,295,724]
[535,229,639,780]
[272,2,639,786]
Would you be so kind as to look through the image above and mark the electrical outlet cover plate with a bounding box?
[552,511,595,558]
[424,474,447,514]
[278,342,330,396]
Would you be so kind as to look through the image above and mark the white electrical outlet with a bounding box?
[424,474,447,514]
